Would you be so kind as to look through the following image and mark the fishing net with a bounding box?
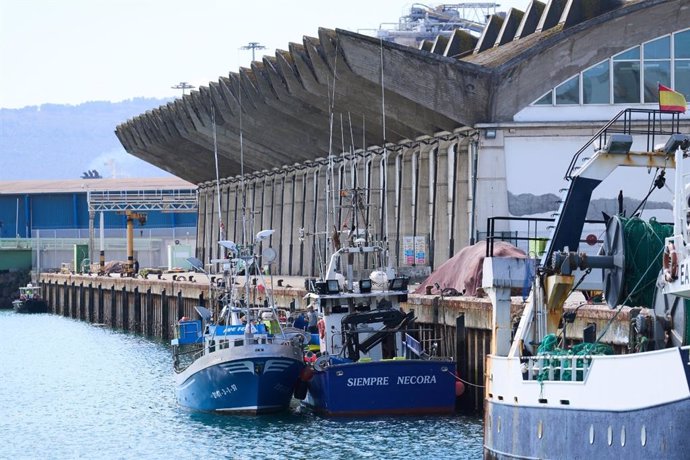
[620,216,672,308]
[536,333,613,382]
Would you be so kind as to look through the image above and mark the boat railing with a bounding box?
[484,216,606,258]
[522,354,593,382]
[174,332,296,372]
[564,108,682,181]
[173,343,204,373]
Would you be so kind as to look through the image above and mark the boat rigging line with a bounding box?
[211,97,224,244]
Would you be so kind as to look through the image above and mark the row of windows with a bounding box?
[533,29,690,106]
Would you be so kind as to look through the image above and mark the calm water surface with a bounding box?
[0,310,483,459]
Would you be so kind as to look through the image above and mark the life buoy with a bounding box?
[313,354,330,372]
[663,242,679,282]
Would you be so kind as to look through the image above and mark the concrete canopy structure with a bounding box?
[116,0,689,276]
[112,0,685,185]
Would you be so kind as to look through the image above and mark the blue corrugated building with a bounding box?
[0,178,196,237]
[0,177,197,271]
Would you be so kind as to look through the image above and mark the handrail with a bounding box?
[565,108,682,181]
[485,216,606,258]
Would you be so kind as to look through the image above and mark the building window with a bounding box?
[534,91,553,105]
[675,30,690,98]
[529,29,690,107]
[583,62,610,104]
[555,76,579,104]
[613,47,641,104]
[643,37,671,102]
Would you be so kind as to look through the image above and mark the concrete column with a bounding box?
[454,139,470,254]
[393,150,406,267]
[230,183,240,244]
[297,172,308,276]
[286,173,297,275]
[396,148,418,266]
[310,167,325,277]
[487,286,512,357]
[278,175,288,274]
[219,182,229,243]
[476,129,509,238]
[426,146,438,270]
[483,256,533,356]
[417,144,432,269]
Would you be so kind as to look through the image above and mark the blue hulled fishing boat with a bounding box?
[294,188,461,416]
[171,235,307,414]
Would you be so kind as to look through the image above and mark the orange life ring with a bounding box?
[663,242,678,282]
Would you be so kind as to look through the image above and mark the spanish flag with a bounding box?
[659,83,687,113]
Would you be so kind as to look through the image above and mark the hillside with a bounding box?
[0,98,173,180]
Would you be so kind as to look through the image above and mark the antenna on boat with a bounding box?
[379,38,393,276]
[322,39,341,278]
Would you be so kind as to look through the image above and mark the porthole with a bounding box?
[607,426,613,446]
[589,425,595,445]
[641,425,647,447]
[537,420,543,439]
[621,426,626,446]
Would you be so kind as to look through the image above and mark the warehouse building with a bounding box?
[0,177,197,272]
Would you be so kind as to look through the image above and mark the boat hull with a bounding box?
[12,299,48,314]
[484,347,690,459]
[175,345,304,414]
[484,397,690,460]
[304,359,457,416]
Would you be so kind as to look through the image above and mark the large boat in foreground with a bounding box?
[171,233,306,414]
[12,283,48,313]
[295,188,460,416]
[483,109,690,459]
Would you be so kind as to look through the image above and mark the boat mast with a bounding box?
[379,38,393,277]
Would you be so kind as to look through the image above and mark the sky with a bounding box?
[0,0,530,109]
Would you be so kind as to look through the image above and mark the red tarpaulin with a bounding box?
[414,241,526,296]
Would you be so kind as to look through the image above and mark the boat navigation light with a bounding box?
[256,229,275,242]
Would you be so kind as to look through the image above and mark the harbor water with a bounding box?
[0,310,483,459]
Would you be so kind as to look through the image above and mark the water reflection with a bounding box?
[1,311,483,459]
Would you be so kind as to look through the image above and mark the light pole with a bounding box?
[171,81,195,96]
[240,42,266,62]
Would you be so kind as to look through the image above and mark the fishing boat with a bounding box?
[12,283,48,313]
[483,109,690,459]
[170,82,306,414]
[171,234,307,414]
[294,188,460,416]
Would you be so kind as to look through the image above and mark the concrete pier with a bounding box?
[37,272,633,413]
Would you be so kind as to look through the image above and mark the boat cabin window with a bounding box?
[377,298,393,309]
[355,302,371,312]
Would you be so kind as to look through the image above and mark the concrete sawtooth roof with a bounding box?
[115,0,679,184]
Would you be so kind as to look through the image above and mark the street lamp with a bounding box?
[171,81,195,96]
[240,42,266,62]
